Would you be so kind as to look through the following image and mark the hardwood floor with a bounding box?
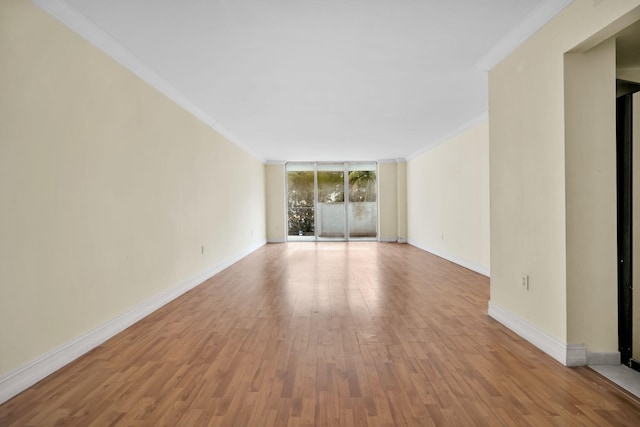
[1,242,640,426]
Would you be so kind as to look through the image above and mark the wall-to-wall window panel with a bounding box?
[286,162,378,241]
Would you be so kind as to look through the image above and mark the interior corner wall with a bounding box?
[0,0,266,376]
[564,39,617,352]
[489,0,640,349]
[266,164,286,242]
[396,161,408,243]
[406,120,490,276]
[378,162,399,242]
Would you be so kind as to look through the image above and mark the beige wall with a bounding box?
[0,0,265,375]
[406,120,490,275]
[564,39,617,351]
[490,0,640,349]
[378,161,398,242]
[266,164,286,242]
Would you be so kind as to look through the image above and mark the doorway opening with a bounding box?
[617,78,640,372]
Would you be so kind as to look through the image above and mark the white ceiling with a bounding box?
[35,0,571,162]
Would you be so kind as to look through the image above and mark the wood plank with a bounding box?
[1,243,640,426]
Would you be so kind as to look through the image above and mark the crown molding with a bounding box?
[405,111,489,161]
[475,0,572,71]
[377,158,400,164]
[210,122,265,162]
[32,0,215,126]
[31,0,265,163]
[32,0,569,164]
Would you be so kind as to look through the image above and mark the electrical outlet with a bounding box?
[521,274,529,290]
[201,245,205,254]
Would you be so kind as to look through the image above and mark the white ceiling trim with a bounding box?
[209,121,264,160]
[405,111,489,161]
[31,0,265,162]
[32,0,568,163]
[30,0,215,126]
[475,0,572,71]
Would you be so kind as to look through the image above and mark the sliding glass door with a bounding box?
[287,164,315,240]
[348,163,377,239]
[317,164,346,240]
[287,162,377,241]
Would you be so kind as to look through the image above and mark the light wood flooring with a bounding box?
[1,242,640,426]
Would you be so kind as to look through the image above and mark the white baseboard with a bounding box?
[271,237,404,243]
[378,237,408,244]
[566,343,588,367]
[488,301,587,366]
[267,238,286,243]
[587,352,621,366]
[408,240,490,277]
[0,240,266,405]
